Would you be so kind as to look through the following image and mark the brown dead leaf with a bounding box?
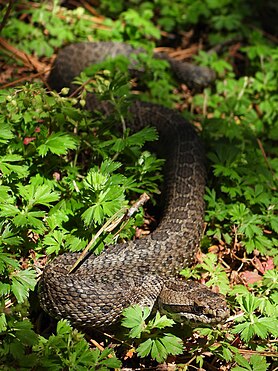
[252,256,274,274]
[124,347,136,360]
[240,270,262,285]
[208,245,220,254]
[23,137,36,145]
[262,258,275,272]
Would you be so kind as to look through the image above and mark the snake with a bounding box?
[39,42,229,328]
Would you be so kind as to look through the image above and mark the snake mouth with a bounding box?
[159,304,230,324]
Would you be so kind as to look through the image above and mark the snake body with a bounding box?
[39,42,229,327]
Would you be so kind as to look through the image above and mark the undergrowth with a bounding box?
[0,0,277,370]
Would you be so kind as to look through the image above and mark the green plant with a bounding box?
[232,292,278,342]
[0,318,121,370]
[181,253,230,294]
[122,305,183,363]
[1,3,93,57]
[193,42,278,259]
[33,320,121,370]
[0,73,164,368]
[0,2,161,61]
[99,0,251,36]
[232,354,270,371]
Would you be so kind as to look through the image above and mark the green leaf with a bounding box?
[18,183,60,207]
[100,356,122,368]
[222,346,233,362]
[258,317,278,337]
[232,353,270,371]
[0,222,22,246]
[11,268,37,303]
[56,319,72,335]
[100,159,122,174]
[233,352,252,370]
[149,311,175,329]
[13,210,46,232]
[270,216,278,233]
[160,334,183,356]
[136,338,152,358]
[12,319,38,346]
[127,127,158,147]
[84,170,109,192]
[82,184,125,226]
[0,282,11,297]
[0,154,29,178]
[122,305,151,338]
[232,311,277,343]
[0,186,13,203]
[37,132,78,156]
[249,354,270,371]
[0,122,14,142]
[137,334,183,363]
[150,338,167,363]
[43,230,66,255]
[31,185,60,207]
[0,313,7,332]
[238,293,260,314]
[251,321,269,339]
[0,251,19,272]
[65,235,87,252]
[0,203,20,218]
[233,322,255,343]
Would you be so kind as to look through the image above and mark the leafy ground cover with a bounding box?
[0,0,277,369]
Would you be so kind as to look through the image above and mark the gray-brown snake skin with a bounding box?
[39,42,229,327]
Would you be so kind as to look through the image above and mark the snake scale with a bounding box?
[39,42,229,328]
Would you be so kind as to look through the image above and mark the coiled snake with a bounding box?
[39,42,229,328]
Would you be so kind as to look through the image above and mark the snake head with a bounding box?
[158,279,230,324]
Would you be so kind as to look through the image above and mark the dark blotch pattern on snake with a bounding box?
[39,42,229,328]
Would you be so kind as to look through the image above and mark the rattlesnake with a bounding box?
[39,42,229,328]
